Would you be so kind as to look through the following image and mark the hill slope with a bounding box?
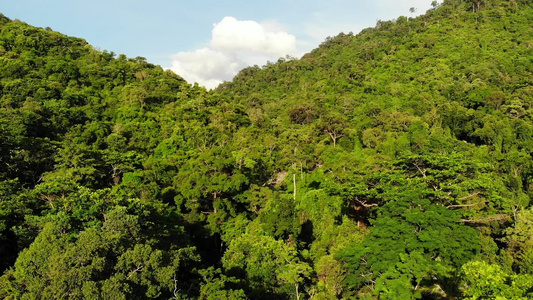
[1,0,533,299]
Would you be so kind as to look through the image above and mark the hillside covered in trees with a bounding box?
[0,0,532,299]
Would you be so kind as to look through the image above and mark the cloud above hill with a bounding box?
[170,17,299,89]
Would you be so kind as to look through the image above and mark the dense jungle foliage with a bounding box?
[0,0,532,298]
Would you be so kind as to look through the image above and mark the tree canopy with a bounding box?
[0,0,532,298]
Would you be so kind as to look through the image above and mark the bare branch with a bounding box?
[173,273,180,299]
[458,192,481,200]
[353,197,379,208]
[447,201,487,209]
[413,161,427,178]
[460,214,510,223]
[126,265,144,280]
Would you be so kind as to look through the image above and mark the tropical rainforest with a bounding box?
[0,0,532,299]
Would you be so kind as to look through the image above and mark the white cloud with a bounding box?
[211,17,297,55]
[170,48,244,89]
[170,17,299,89]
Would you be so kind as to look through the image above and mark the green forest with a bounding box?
[0,0,532,298]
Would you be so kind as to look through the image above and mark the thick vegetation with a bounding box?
[0,0,532,298]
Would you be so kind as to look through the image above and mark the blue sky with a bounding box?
[2,0,435,88]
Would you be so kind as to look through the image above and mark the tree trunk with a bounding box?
[293,173,297,200]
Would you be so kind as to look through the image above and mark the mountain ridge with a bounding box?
[0,1,532,299]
